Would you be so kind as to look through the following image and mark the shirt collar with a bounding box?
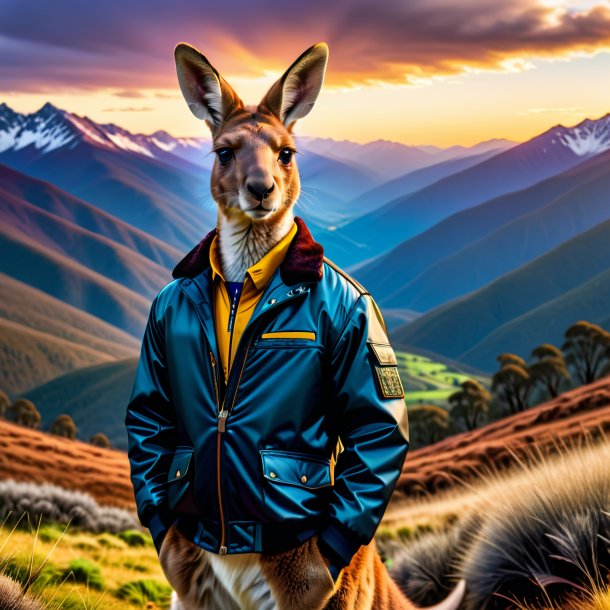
[209,220,298,291]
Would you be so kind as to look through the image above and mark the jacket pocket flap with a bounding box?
[367,341,398,366]
[260,450,332,489]
[167,446,194,482]
[260,331,316,340]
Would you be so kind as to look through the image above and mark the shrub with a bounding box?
[116,579,172,606]
[61,559,104,590]
[118,529,153,547]
[0,479,139,533]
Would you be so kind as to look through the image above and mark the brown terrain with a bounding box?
[0,419,135,510]
[395,374,610,498]
[1,375,609,514]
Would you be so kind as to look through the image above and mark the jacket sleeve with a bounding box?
[125,292,178,552]
[317,293,409,582]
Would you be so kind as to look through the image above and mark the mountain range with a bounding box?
[0,100,608,402]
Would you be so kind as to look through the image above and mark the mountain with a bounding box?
[353,148,610,308]
[0,102,217,250]
[344,146,510,224]
[336,113,610,262]
[0,271,140,395]
[459,265,610,370]
[0,101,207,171]
[296,134,515,181]
[392,218,610,372]
[0,221,152,337]
[384,150,610,311]
[0,163,182,269]
[0,173,172,301]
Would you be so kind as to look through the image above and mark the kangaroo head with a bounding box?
[174,42,328,235]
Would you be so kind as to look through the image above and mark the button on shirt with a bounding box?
[209,220,298,384]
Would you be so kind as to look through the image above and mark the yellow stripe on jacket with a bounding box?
[209,220,298,384]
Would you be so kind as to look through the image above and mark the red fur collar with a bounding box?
[171,216,325,285]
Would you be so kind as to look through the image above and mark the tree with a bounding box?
[90,432,111,448]
[9,398,41,429]
[491,354,532,414]
[562,321,610,385]
[408,404,449,447]
[51,414,77,439]
[529,343,571,398]
[449,379,491,431]
[0,391,9,418]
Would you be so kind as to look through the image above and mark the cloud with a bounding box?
[101,106,154,112]
[0,0,609,94]
[112,89,146,98]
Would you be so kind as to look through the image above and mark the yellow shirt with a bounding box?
[209,220,298,384]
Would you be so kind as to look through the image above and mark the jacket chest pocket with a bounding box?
[252,330,320,350]
[259,449,333,520]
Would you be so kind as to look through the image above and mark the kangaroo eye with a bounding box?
[278,148,294,165]
[216,148,234,166]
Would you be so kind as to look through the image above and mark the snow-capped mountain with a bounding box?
[555,114,610,156]
[0,102,210,167]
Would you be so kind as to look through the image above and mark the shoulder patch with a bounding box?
[323,257,369,296]
[373,365,405,399]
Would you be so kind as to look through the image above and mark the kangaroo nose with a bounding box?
[247,181,275,200]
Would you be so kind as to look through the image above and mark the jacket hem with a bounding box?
[175,514,324,555]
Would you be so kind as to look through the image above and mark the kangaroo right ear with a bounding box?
[174,42,244,135]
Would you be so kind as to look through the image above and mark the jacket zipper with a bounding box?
[212,289,309,555]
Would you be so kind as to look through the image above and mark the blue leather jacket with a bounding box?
[125,216,409,583]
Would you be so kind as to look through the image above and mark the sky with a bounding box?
[1,0,609,147]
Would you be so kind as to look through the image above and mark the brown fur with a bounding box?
[159,521,417,610]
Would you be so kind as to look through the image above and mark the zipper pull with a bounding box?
[210,351,216,367]
[218,410,229,432]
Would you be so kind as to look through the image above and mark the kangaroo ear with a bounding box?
[174,42,244,135]
[259,42,329,131]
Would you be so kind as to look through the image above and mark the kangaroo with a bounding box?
[160,41,466,610]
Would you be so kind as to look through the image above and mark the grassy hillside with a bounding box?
[0,524,171,609]
[396,350,489,405]
[382,433,610,610]
[0,319,118,396]
[460,266,610,369]
[20,359,138,451]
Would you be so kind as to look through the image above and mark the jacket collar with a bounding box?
[172,215,325,285]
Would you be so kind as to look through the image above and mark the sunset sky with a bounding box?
[1,0,609,147]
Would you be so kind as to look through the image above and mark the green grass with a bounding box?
[0,520,171,609]
[396,351,489,406]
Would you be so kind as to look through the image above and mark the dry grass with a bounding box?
[0,513,170,609]
[386,434,610,609]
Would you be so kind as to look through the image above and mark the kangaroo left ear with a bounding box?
[259,42,329,131]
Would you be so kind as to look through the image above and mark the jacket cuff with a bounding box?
[146,509,175,554]
[317,520,362,582]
